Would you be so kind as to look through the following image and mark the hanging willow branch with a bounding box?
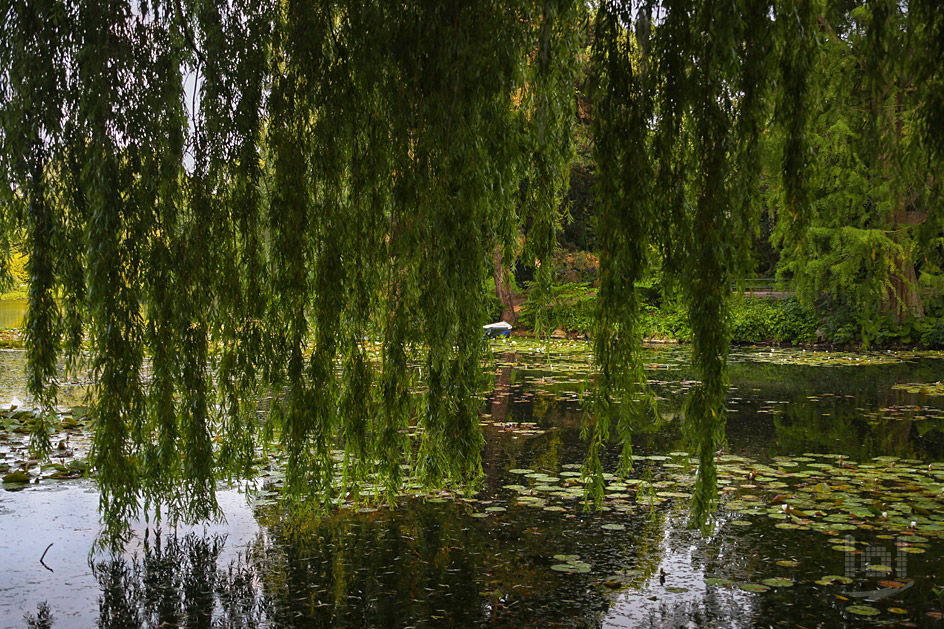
[588,0,810,531]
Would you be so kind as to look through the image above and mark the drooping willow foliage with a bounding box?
[586,0,798,527]
[0,0,581,545]
[586,0,943,529]
[1,0,942,543]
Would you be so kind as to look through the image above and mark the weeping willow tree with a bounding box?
[1,0,942,544]
[768,0,944,340]
[585,0,812,526]
[585,0,942,527]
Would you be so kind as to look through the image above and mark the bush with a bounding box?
[728,298,817,345]
[866,313,944,349]
[517,281,596,334]
[515,278,944,349]
[639,300,691,340]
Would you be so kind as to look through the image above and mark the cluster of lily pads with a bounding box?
[444,448,942,616]
[717,452,944,536]
[728,347,944,367]
[865,403,944,423]
[0,405,93,484]
[892,381,944,396]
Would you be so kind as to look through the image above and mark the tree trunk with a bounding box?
[493,246,517,323]
[882,92,924,321]
[885,252,924,321]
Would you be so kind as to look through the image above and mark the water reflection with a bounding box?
[93,533,265,628]
[78,499,764,628]
[2,344,944,626]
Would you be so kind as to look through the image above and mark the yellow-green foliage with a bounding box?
[0,252,28,299]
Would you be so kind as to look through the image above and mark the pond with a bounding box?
[2,341,944,627]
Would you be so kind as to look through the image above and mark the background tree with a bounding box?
[770,0,943,342]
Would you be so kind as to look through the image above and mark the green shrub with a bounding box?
[517,281,596,334]
[514,279,944,348]
[867,313,944,349]
[729,298,817,344]
[920,318,944,349]
[639,300,691,340]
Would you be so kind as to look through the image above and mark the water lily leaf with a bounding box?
[762,577,793,587]
[601,523,625,531]
[739,583,770,593]
[845,605,880,616]
[551,564,578,572]
[1,470,29,483]
[776,560,800,567]
[704,577,735,587]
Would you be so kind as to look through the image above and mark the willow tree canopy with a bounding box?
[1,0,942,544]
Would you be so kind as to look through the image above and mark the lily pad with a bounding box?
[816,575,853,586]
[867,564,893,573]
[704,577,736,587]
[762,577,793,587]
[845,605,880,616]
[738,583,770,593]
[551,563,579,572]
[2,470,29,483]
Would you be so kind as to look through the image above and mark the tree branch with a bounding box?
[173,0,205,67]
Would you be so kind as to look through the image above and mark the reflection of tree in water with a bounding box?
[770,393,944,461]
[77,351,944,627]
[80,504,614,627]
[77,494,790,627]
[252,502,613,627]
[92,532,266,628]
[24,601,53,629]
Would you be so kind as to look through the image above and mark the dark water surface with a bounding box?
[2,342,944,627]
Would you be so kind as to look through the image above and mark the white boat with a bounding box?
[483,321,513,338]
